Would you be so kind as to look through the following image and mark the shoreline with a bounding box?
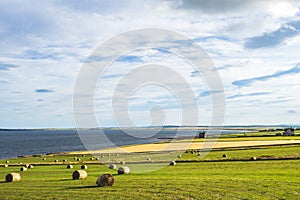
[68,139,300,155]
[2,132,300,160]
[3,138,300,160]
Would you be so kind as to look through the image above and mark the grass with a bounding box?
[4,144,299,165]
[181,144,300,161]
[1,144,300,199]
[169,130,300,144]
[0,161,300,199]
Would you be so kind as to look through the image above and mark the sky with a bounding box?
[0,0,299,128]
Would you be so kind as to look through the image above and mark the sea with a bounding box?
[0,128,249,159]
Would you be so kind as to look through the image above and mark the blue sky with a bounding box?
[0,0,299,128]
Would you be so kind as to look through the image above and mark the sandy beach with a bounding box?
[69,139,300,155]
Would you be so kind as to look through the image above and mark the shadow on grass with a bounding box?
[66,185,98,189]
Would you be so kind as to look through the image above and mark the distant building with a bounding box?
[198,131,206,138]
[283,127,295,136]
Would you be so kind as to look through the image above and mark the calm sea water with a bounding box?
[0,129,245,159]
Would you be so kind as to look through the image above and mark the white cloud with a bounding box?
[0,0,299,127]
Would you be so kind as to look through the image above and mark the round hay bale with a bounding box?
[54,160,58,162]
[185,150,189,153]
[101,155,105,158]
[6,173,21,182]
[6,160,9,163]
[73,157,77,160]
[222,154,227,158]
[96,173,114,187]
[116,154,119,156]
[81,165,88,170]
[72,170,87,180]
[43,158,46,161]
[198,153,201,156]
[147,158,151,161]
[4,164,8,168]
[96,157,100,161]
[120,161,125,165]
[77,158,81,162]
[25,164,30,168]
[63,159,67,162]
[177,155,181,158]
[90,157,94,161]
[28,164,34,169]
[82,154,86,157]
[118,166,130,175]
[109,164,116,169]
[67,164,73,169]
[20,167,27,171]
[251,157,257,161]
[169,161,176,166]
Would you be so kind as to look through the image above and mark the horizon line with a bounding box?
[0,124,299,130]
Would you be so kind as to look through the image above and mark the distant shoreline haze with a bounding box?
[0,124,299,131]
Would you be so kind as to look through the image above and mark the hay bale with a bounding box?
[63,159,67,162]
[120,161,125,164]
[169,161,176,166]
[185,150,189,153]
[90,157,94,161]
[3,164,8,168]
[198,153,201,156]
[6,173,21,182]
[82,154,86,157]
[81,165,88,170]
[77,158,81,162]
[147,158,151,161]
[116,154,119,156]
[28,164,34,169]
[25,164,30,168]
[54,160,58,163]
[109,164,116,169]
[118,166,130,175]
[43,158,47,161]
[96,173,114,187]
[74,157,77,160]
[20,167,27,171]
[96,157,100,161]
[222,154,227,158]
[6,160,9,163]
[251,157,257,161]
[67,164,73,169]
[177,155,181,158]
[72,170,87,180]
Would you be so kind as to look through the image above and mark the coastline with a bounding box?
[1,127,299,160]
[68,139,300,155]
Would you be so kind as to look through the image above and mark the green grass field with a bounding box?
[1,143,300,199]
[182,144,300,161]
[1,160,300,199]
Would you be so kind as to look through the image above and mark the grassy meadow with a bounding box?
[1,159,300,199]
[1,131,300,199]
